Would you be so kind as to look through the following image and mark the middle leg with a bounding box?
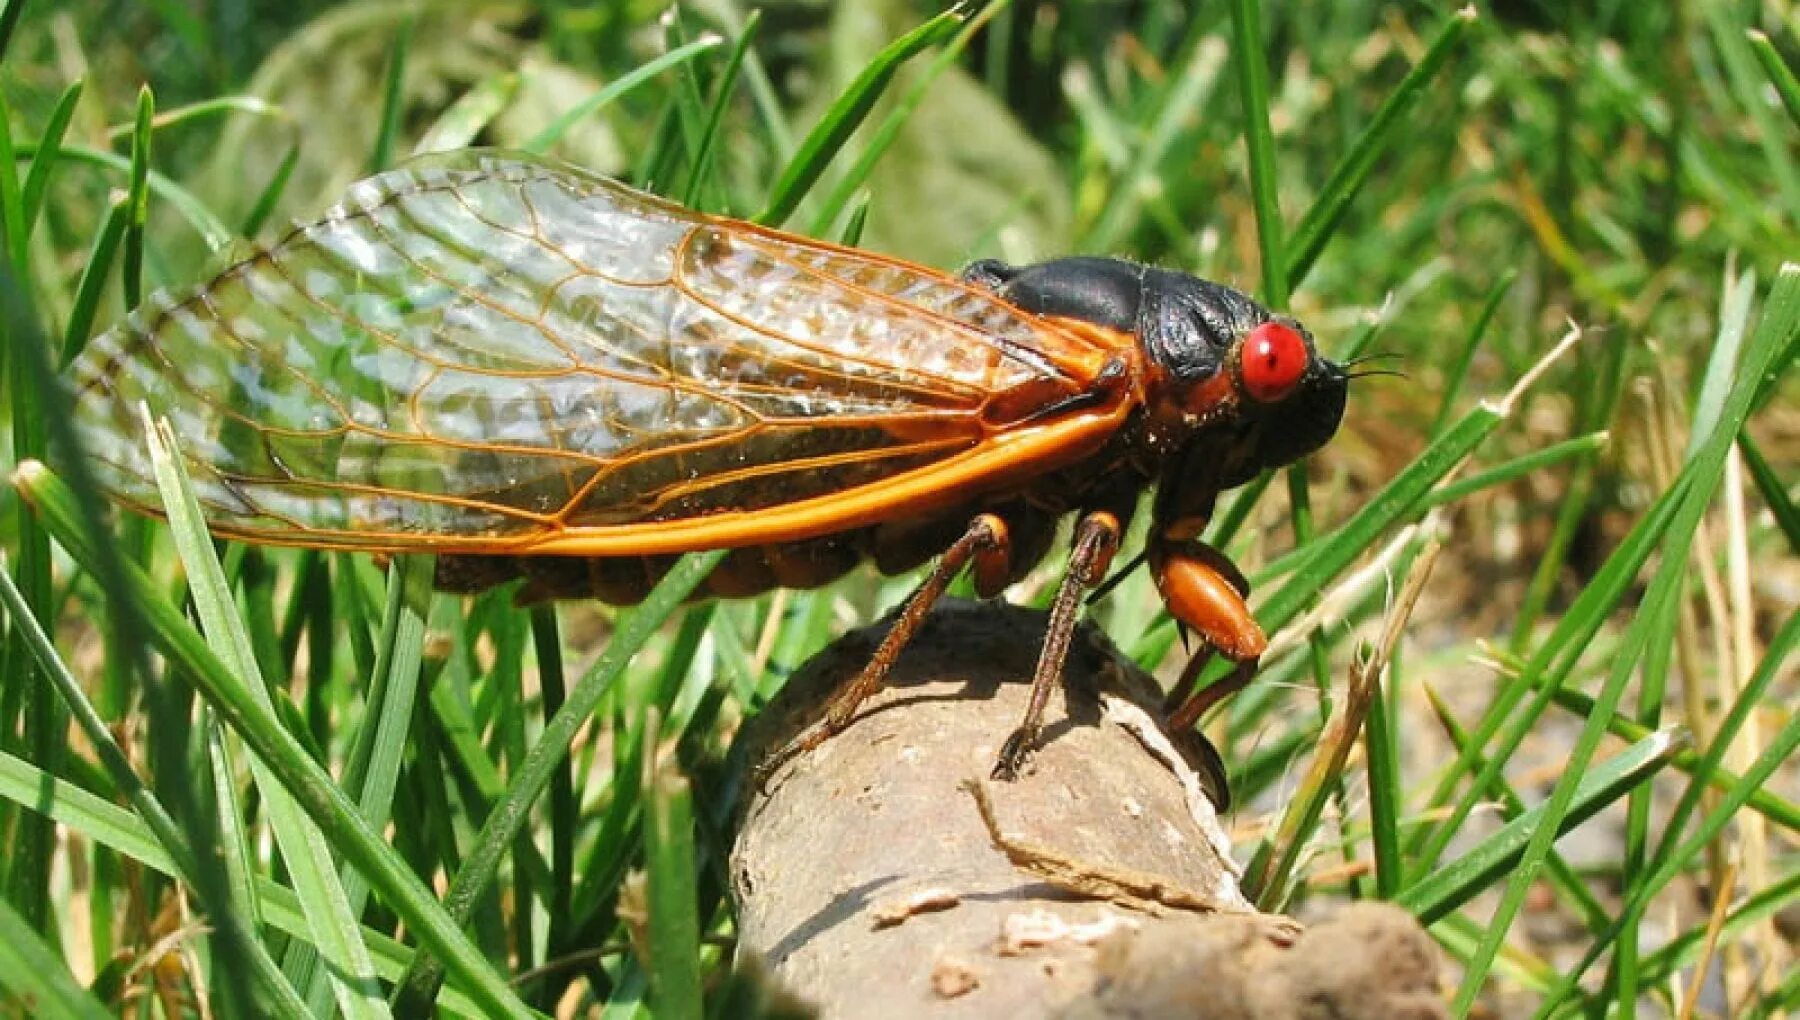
[990,510,1123,780]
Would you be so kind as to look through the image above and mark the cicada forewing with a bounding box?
[67,152,1132,556]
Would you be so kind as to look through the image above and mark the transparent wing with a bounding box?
[67,151,1116,552]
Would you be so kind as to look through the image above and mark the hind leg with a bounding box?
[755,514,1014,783]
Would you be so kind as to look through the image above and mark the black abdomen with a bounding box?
[432,447,1146,604]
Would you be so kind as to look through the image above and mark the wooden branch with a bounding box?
[731,599,1444,1019]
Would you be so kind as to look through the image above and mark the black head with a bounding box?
[1135,270,1348,487]
[962,256,1347,491]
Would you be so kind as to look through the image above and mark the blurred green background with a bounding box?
[0,1,1796,1018]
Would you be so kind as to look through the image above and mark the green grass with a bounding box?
[0,1,1796,1017]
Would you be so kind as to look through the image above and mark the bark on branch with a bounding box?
[731,600,1444,1019]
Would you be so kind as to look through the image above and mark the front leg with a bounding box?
[990,510,1123,780]
[1153,538,1266,732]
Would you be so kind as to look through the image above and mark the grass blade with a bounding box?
[0,0,23,61]
[1399,729,1685,923]
[1431,269,1515,432]
[683,10,760,206]
[143,411,390,1019]
[1747,30,1800,130]
[1459,265,1800,1014]
[20,142,234,251]
[57,195,128,368]
[1228,0,1286,305]
[1363,650,1402,899]
[642,712,704,1020]
[239,137,299,237]
[19,79,83,245]
[122,87,154,310]
[15,460,536,1020]
[331,555,433,956]
[1285,7,1476,287]
[1422,432,1609,509]
[1688,265,1755,456]
[390,549,726,1012]
[0,745,175,879]
[804,2,1006,236]
[1,231,55,942]
[755,6,964,227]
[0,89,26,269]
[837,192,871,246]
[712,3,793,162]
[0,897,112,1020]
[524,36,724,155]
[205,718,263,924]
[1737,432,1798,552]
[368,14,413,172]
[531,605,575,990]
[415,72,519,156]
[99,95,282,143]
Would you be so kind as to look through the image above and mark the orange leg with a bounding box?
[756,514,1012,782]
[990,510,1123,780]
[1154,540,1267,733]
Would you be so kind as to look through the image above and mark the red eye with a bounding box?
[1240,321,1309,403]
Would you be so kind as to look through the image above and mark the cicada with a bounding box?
[66,151,1347,780]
